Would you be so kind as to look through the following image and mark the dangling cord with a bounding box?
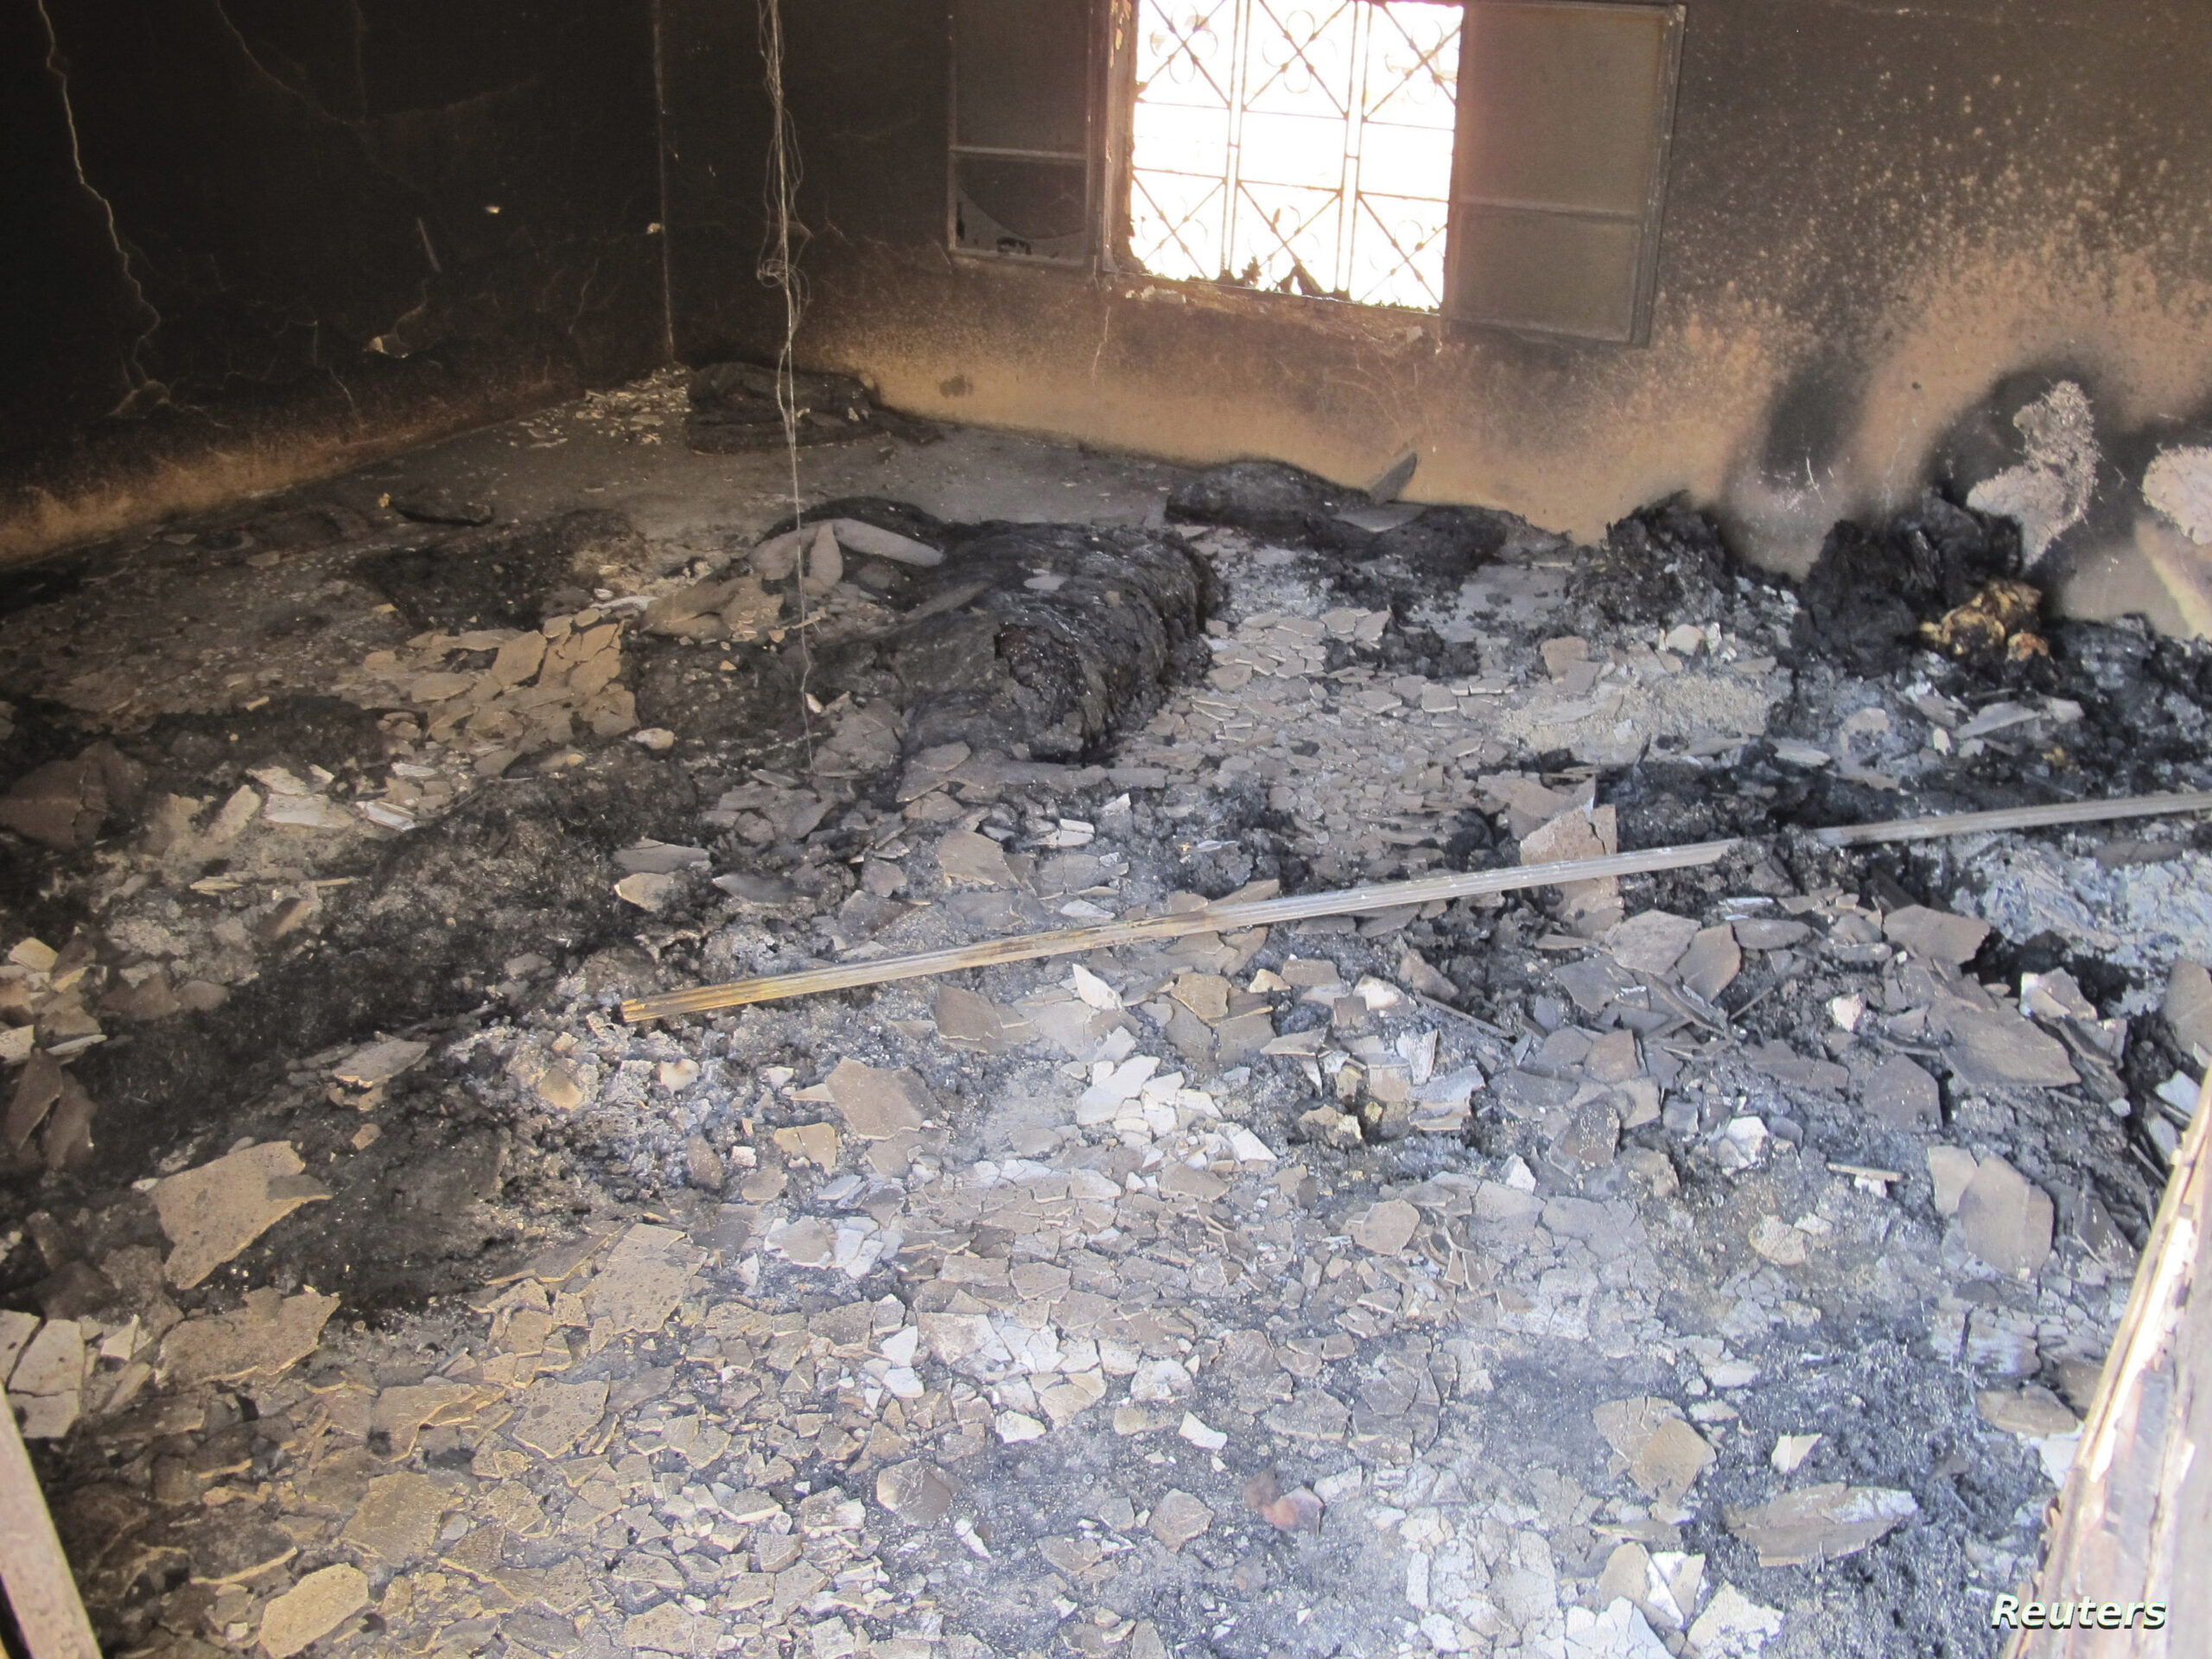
[757,0,813,766]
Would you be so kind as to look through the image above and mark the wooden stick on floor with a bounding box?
[622,838,1740,1020]
[623,785,2212,1022]
[1811,788,2212,846]
[2010,1066,2210,1655]
[0,1396,100,1659]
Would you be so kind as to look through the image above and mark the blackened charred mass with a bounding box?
[1796,496,2026,677]
[1567,499,1742,630]
[819,523,1213,763]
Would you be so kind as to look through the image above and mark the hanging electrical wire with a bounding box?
[755,0,815,760]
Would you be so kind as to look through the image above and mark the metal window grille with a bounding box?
[1128,1,1463,310]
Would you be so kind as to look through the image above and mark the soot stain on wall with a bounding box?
[656,0,2212,599]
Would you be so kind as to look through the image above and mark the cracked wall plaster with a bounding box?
[2145,448,2212,547]
[1967,382,2100,568]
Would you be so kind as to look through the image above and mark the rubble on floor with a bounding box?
[684,365,938,455]
[3,420,2211,1658]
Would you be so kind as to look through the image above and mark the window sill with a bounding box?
[944,246,1649,348]
[947,246,1448,337]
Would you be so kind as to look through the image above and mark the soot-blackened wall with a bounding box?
[661,0,2212,627]
[1,0,666,560]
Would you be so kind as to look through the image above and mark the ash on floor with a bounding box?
[2,395,2209,1659]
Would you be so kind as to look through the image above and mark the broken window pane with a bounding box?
[951,0,1096,262]
[956,157,1092,258]
[1129,0,1462,309]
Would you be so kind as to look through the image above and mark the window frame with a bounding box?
[1439,0,1685,346]
[948,0,1686,346]
[945,0,1107,266]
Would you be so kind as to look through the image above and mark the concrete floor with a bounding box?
[0,378,2191,1659]
[352,371,1188,546]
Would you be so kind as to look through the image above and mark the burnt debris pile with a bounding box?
[683,361,940,453]
[0,488,1220,1294]
[1159,457,2212,1191]
[1794,492,2033,677]
[0,430,2209,1659]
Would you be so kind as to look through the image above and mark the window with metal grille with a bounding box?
[1129,2,1462,310]
[948,0,1685,343]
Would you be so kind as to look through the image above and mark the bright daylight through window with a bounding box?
[1128,2,1463,310]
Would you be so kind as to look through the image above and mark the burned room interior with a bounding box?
[3,0,2210,1656]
